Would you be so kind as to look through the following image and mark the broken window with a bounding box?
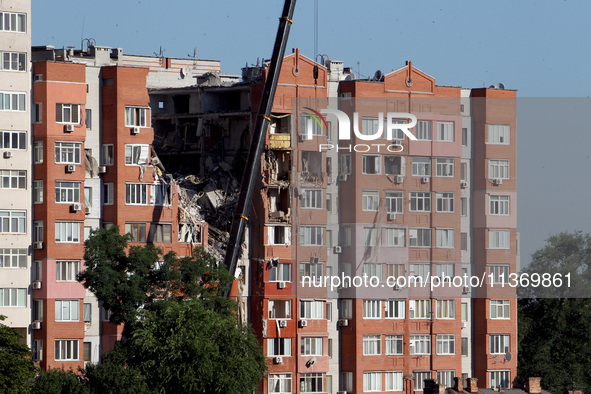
[153,181,172,207]
[268,225,291,245]
[362,155,381,175]
[265,151,290,183]
[178,223,202,244]
[301,151,322,183]
[267,187,290,221]
[384,156,402,175]
[268,299,291,319]
[125,144,149,165]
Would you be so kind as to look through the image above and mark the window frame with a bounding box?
[56,261,80,282]
[412,157,431,176]
[437,121,454,142]
[56,103,81,124]
[489,195,510,215]
[54,339,79,361]
[435,158,454,177]
[0,210,26,234]
[409,335,431,355]
[54,141,81,164]
[0,130,26,150]
[0,91,27,112]
[436,192,454,213]
[436,334,455,355]
[362,154,381,175]
[410,192,431,212]
[124,106,148,127]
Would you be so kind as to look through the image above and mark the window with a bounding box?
[489,230,510,249]
[84,109,92,130]
[32,301,43,322]
[461,233,468,251]
[386,264,404,280]
[326,193,332,212]
[54,340,78,361]
[462,127,468,146]
[55,142,81,164]
[362,190,379,211]
[125,144,150,165]
[436,229,454,248]
[0,288,26,306]
[363,300,381,319]
[385,191,403,214]
[269,263,291,282]
[301,114,322,137]
[438,122,454,142]
[437,371,455,388]
[461,303,468,321]
[148,223,172,243]
[409,228,431,247]
[126,183,149,205]
[490,265,510,285]
[339,299,353,319]
[101,144,114,166]
[99,183,113,207]
[32,180,43,203]
[409,264,430,285]
[436,158,454,177]
[0,170,25,190]
[268,299,291,319]
[83,303,91,323]
[416,120,432,140]
[490,195,510,215]
[384,228,405,247]
[409,299,431,319]
[363,263,382,279]
[34,141,43,163]
[340,154,352,175]
[363,335,381,355]
[460,197,467,216]
[268,338,291,356]
[56,261,80,282]
[301,189,322,209]
[0,248,26,268]
[300,300,324,319]
[267,226,290,246]
[55,300,79,321]
[300,373,323,393]
[461,337,468,356]
[362,155,381,174]
[32,222,43,244]
[269,373,292,393]
[33,102,42,123]
[385,300,405,319]
[84,226,92,241]
[414,372,431,391]
[436,299,455,319]
[83,342,91,363]
[55,181,80,203]
[386,372,404,392]
[301,337,323,356]
[488,159,510,180]
[125,223,146,242]
[385,335,404,354]
[410,335,431,355]
[384,156,403,175]
[436,335,455,355]
[436,192,454,212]
[125,106,147,127]
[0,131,26,150]
[490,300,510,319]
[412,157,431,176]
[0,91,26,111]
[364,227,377,247]
[300,226,323,246]
[0,51,26,72]
[488,124,510,144]
[364,372,382,392]
[410,192,431,212]
[0,210,26,233]
[56,103,80,124]
[0,12,26,32]
[361,117,381,136]
[490,370,511,389]
[55,222,80,243]
[490,334,510,355]
[300,261,323,282]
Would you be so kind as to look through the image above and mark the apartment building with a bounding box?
[29,45,211,370]
[0,0,32,346]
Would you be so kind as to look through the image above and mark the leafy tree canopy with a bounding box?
[0,315,37,394]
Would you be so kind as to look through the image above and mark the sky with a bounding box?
[32,0,591,265]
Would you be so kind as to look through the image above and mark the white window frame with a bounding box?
[413,372,431,391]
[300,261,323,282]
[362,154,381,175]
[490,299,510,319]
[436,192,454,212]
[55,181,81,203]
[385,371,404,392]
[54,339,79,361]
[361,117,381,136]
[385,191,403,214]
[0,130,26,150]
[363,335,382,356]
[489,265,510,285]
[124,144,150,165]
[34,141,43,164]
[125,183,149,205]
[55,300,79,322]
[490,370,511,389]
[436,371,455,388]
[436,334,455,355]
[33,180,43,203]
[489,229,510,249]
[268,373,292,394]
[0,12,27,32]
[0,288,26,306]
[300,114,323,137]
[300,373,323,393]
[54,141,81,164]
[490,334,510,354]
[409,299,431,319]
[56,261,80,282]
[385,300,405,319]
[412,157,431,176]
[301,337,323,356]
[409,228,431,247]
[269,262,291,282]
[363,227,377,247]
[362,299,381,319]
[0,170,26,190]
[103,183,114,205]
[0,248,27,268]
[54,222,80,243]
[125,106,148,127]
[363,263,382,279]
[384,228,405,247]
[0,210,26,233]
[438,121,454,142]
[56,103,80,124]
[300,226,323,246]
[410,192,431,212]
[488,159,510,180]
[267,338,291,356]
[416,120,432,140]
[267,225,291,246]
[489,195,510,215]
[268,299,291,319]
[488,124,510,145]
[363,371,382,392]
[301,189,322,209]
[385,335,404,355]
[435,158,454,177]
[101,144,114,166]
[410,335,431,355]
[0,91,26,112]
[436,228,454,248]
[436,264,454,284]
[436,299,455,319]
[362,190,379,211]
[300,300,324,319]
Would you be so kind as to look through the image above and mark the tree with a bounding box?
[32,369,88,394]
[0,315,37,393]
[518,232,591,393]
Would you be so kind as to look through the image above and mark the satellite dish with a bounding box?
[505,351,512,361]
[495,83,505,89]
[373,70,383,81]
[180,66,192,79]
[344,73,356,81]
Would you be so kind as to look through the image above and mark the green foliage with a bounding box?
[32,369,88,394]
[518,232,591,393]
[0,315,37,394]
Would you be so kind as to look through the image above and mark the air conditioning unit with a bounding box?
[32,280,42,290]
[333,245,342,254]
[85,206,91,215]
[277,281,286,289]
[338,319,349,327]
[64,124,75,132]
[460,181,468,189]
[98,166,107,174]
[66,164,75,173]
[33,241,43,250]
[387,212,396,221]
[278,320,287,328]
[462,286,470,295]
[310,257,319,264]
[273,356,283,364]
[131,127,140,134]
[299,320,308,328]
[394,175,404,184]
[71,203,82,211]
[338,173,348,182]
[3,151,12,159]
[421,177,429,184]
[32,321,41,330]
[461,321,468,329]
[493,178,503,186]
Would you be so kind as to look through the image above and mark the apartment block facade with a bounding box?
[0,0,32,346]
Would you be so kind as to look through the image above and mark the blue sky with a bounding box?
[33,0,591,262]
